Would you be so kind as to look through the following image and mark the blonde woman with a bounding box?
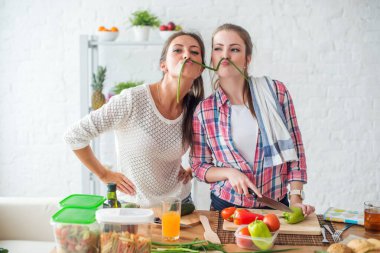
[190,24,314,215]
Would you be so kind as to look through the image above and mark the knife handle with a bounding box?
[248,188,257,197]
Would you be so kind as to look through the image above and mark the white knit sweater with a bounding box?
[64,84,191,207]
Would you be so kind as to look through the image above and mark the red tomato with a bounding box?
[238,226,250,236]
[221,207,236,222]
[263,213,280,232]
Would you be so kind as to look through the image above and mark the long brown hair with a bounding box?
[159,31,205,148]
[211,24,255,117]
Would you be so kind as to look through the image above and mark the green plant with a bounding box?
[113,81,143,95]
[129,10,160,27]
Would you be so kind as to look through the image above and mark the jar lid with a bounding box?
[59,194,105,209]
[96,208,154,224]
[51,207,97,224]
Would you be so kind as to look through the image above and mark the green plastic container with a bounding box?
[59,194,105,209]
[51,207,99,253]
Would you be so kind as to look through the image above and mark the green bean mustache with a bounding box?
[176,57,249,103]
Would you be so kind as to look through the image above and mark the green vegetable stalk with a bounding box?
[152,239,226,253]
[248,220,273,250]
[283,207,305,224]
[176,57,249,103]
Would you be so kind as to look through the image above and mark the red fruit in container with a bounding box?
[167,22,175,31]
[160,25,168,31]
[263,213,280,232]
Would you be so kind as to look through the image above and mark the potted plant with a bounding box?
[129,10,160,41]
[112,81,143,95]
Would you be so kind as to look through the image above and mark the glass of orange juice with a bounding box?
[161,197,181,241]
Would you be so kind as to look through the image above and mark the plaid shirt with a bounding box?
[190,80,307,207]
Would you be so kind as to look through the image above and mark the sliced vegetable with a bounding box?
[234,209,264,225]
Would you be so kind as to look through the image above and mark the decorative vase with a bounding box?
[133,26,150,42]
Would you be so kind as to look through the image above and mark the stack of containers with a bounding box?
[51,194,105,253]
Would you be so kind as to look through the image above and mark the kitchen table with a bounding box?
[49,210,380,253]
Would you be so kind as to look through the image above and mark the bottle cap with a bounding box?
[107,182,117,192]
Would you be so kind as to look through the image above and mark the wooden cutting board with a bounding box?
[150,206,200,226]
[223,209,321,235]
[181,210,201,225]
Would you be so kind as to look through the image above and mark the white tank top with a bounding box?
[230,105,258,165]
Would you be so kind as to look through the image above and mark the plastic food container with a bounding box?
[96,208,154,253]
[59,194,105,209]
[51,207,99,253]
[234,225,279,250]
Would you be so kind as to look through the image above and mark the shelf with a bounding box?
[89,40,164,47]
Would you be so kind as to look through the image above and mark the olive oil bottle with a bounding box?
[103,183,121,208]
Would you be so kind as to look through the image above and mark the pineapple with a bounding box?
[91,66,107,110]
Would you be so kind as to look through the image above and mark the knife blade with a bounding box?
[256,195,293,213]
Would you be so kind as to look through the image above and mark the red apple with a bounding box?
[159,25,168,31]
[167,22,175,31]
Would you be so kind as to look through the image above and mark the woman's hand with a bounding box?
[291,202,315,217]
[178,167,193,184]
[227,169,262,197]
[100,169,136,195]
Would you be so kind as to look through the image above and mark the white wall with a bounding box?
[0,0,379,214]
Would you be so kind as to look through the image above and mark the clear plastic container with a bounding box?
[234,225,279,250]
[51,207,100,253]
[96,208,154,253]
[59,194,105,209]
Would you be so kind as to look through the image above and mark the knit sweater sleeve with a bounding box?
[64,89,133,150]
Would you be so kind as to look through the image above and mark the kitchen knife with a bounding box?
[256,195,294,213]
[248,188,293,213]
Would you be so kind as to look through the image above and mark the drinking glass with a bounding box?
[161,197,181,241]
[364,201,380,233]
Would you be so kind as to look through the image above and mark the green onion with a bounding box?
[177,58,188,103]
[176,57,249,103]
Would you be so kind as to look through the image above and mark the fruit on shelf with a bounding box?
[98,26,119,32]
[159,25,168,31]
[160,22,182,31]
[91,66,107,110]
[167,22,175,31]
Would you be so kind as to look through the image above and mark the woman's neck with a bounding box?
[219,76,246,105]
[160,75,192,107]
[150,75,192,119]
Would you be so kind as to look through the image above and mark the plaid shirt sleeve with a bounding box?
[276,81,307,183]
[189,104,214,182]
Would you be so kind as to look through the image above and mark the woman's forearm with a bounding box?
[72,146,108,180]
[204,167,234,183]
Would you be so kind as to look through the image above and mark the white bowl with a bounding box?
[159,31,178,41]
[97,31,119,41]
